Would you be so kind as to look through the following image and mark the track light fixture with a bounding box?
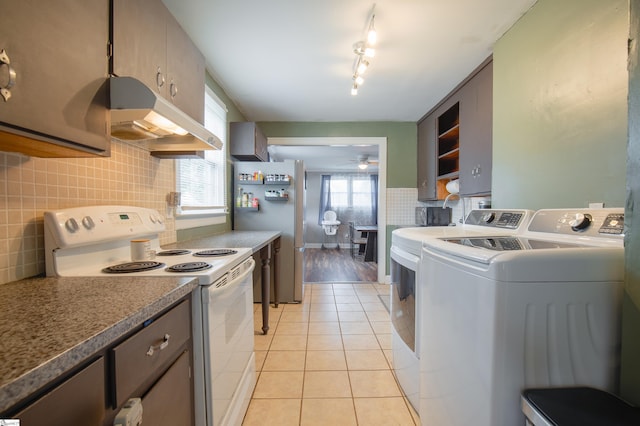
[351,5,377,96]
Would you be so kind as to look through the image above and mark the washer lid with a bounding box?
[443,236,584,252]
[422,236,624,282]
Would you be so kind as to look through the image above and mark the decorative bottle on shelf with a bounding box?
[236,187,243,207]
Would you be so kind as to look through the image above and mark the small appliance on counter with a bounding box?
[415,206,452,226]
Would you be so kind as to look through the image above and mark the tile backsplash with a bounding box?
[0,141,176,285]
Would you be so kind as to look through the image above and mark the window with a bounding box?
[328,175,373,208]
[176,86,227,215]
[319,174,378,226]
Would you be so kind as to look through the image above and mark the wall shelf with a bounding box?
[264,180,291,186]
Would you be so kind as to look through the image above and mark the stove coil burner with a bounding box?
[102,261,166,273]
[165,262,213,273]
[193,249,238,257]
[156,249,192,256]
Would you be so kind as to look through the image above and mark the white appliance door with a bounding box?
[202,258,256,426]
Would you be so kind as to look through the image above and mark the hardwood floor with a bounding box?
[303,248,377,283]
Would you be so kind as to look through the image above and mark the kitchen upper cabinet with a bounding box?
[458,60,492,197]
[0,0,110,157]
[417,115,437,201]
[112,0,205,123]
[417,57,493,200]
[230,122,269,161]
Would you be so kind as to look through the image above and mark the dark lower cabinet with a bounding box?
[4,298,193,426]
[141,350,193,426]
[15,358,106,426]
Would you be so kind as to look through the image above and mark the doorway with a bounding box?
[267,137,387,284]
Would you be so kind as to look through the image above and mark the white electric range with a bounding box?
[44,205,256,426]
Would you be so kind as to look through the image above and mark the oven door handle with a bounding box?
[205,257,256,301]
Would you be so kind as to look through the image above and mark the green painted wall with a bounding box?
[258,122,417,188]
[492,0,628,210]
[621,0,640,406]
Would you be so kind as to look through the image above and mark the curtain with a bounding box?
[318,175,332,225]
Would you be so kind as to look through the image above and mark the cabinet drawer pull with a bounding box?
[146,333,170,356]
[0,49,17,102]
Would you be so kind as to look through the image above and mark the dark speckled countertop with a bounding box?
[0,231,279,414]
[0,275,197,413]
[164,230,281,252]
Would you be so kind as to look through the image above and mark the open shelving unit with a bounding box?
[436,102,460,199]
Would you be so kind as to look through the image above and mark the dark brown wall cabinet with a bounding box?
[230,122,269,161]
[112,0,206,123]
[0,0,110,157]
[417,58,493,200]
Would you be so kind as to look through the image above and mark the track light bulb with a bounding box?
[367,28,377,45]
[355,75,364,86]
[357,60,369,75]
[351,85,358,96]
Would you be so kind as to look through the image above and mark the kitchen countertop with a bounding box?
[164,230,281,252]
[0,275,197,414]
[0,230,281,414]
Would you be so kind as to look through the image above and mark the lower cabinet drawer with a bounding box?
[112,299,190,407]
[15,357,105,426]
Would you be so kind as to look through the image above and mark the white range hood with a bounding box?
[109,76,222,157]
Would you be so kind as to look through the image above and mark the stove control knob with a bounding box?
[570,213,592,231]
[149,215,156,224]
[65,218,79,233]
[155,215,164,224]
[82,216,95,230]
[482,212,496,223]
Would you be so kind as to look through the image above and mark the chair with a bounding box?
[349,222,368,259]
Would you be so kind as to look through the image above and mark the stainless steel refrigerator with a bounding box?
[233,159,305,303]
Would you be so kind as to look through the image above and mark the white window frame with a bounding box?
[175,86,228,226]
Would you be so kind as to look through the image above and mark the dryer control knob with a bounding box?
[570,213,592,231]
[482,212,496,223]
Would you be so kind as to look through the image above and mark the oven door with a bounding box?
[390,245,419,354]
[199,257,256,426]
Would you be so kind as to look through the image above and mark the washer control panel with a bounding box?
[528,208,625,237]
[465,210,530,229]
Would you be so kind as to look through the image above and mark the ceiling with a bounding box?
[268,144,380,172]
[161,0,538,170]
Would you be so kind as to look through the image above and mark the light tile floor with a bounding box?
[244,283,420,425]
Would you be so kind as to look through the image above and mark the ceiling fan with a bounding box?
[353,155,379,170]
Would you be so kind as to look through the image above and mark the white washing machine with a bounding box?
[418,208,625,426]
[390,209,534,410]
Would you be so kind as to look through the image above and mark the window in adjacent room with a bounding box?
[176,86,227,215]
[318,174,378,225]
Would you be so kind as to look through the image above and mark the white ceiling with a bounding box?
[161,0,538,170]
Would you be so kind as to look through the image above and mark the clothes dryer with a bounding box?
[390,209,534,410]
[418,208,625,426]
